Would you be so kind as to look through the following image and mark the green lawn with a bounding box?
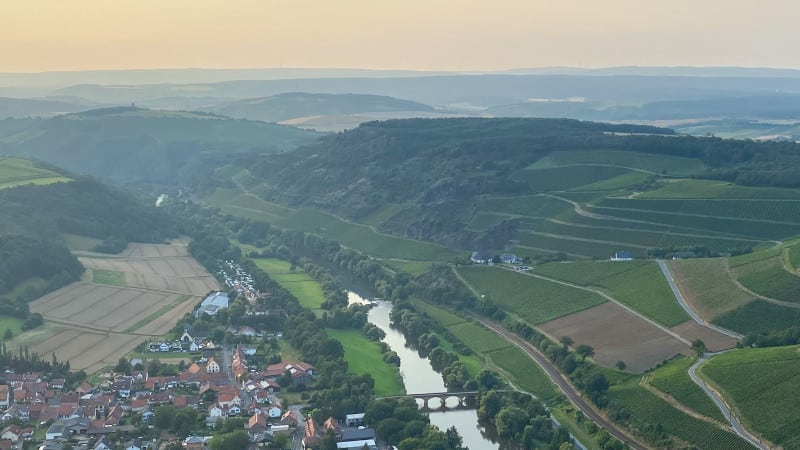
[252,258,326,309]
[0,316,23,339]
[647,356,725,422]
[457,266,606,324]
[326,328,404,397]
[700,345,800,449]
[609,379,754,450]
[92,269,126,286]
[531,260,689,327]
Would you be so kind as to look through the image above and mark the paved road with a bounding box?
[688,355,765,449]
[471,315,649,450]
[656,259,742,339]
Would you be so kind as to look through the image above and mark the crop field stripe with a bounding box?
[512,268,691,343]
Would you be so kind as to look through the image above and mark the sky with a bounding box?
[1,0,798,72]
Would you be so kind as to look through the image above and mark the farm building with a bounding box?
[610,251,634,261]
[500,253,519,264]
[195,292,230,317]
[470,250,494,264]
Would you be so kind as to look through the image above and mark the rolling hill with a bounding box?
[198,92,437,124]
[0,106,321,184]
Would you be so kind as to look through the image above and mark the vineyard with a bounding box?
[700,345,800,449]
[456,266,606,324]
[609,380,754,450]
[527,149,706,176]
[666,258,754,320]
[646,356,726,422]
[530,260,690,326]
[731,249,800,303]
[713,300,800,335]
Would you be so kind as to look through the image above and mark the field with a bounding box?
[21,242,219,374]
[713,299,800,336]
[609,380,754,450]
[700,345,800,449]
[410,299,557,400]
[637,179,800,200]
[667,258,755,320]
[456,266,606,324]
[252,258,326,309]
[207,189,460,261]
[379,259,432,277]
[527,150,706,176]
[511,165,633,192]
[0,316,22,338]
[91,269,126,286]
[326,328,404,397]
[62,234,104,252]
[0,156,71,189]
[538,302,688,373]
[731,247,800,303]
[531,261,690,326]
[645,356,725,422]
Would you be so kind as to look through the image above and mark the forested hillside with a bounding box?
[0,106,320,184]
[234,118,800,248]
[0,166,180,316]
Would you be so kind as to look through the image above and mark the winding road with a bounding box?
[658,260,766,449]
[688,355,766,450]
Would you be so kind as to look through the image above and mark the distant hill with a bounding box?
[487,94,800,121]
[0,106,321,184]
[198,92,436,124]
[0,96,93,118]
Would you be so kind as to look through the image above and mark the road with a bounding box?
[656,259,742,339]
[471,315,649,450]
[688,355,766,450]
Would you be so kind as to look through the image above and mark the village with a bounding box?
[0,258,379,450]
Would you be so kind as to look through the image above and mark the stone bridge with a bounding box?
[375,391,481,411]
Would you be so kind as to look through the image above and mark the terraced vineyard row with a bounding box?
[599,198,800,224]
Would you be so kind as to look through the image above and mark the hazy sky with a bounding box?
[2,0,798,72]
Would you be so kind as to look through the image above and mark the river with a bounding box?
[349,293,499,449]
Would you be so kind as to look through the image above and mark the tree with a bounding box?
[575,344,594,360]
[446,426,463,449]
[495,406,528,439]
[616,360,626,371]
[114,357,131,374]
[209,430,250,450]
[559,336,574,347]
[692,339,707,355]
[320,430,338,450]
[3,330,12,341]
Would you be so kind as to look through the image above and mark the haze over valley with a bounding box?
[2,2,800,450]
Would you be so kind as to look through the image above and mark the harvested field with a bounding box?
[670,321,737,352]
[22,242,218,374]
[539,302,689,373]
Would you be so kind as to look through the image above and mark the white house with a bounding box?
[208,404,224,419]
[266,404,282,418]
[206,357,221,374]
